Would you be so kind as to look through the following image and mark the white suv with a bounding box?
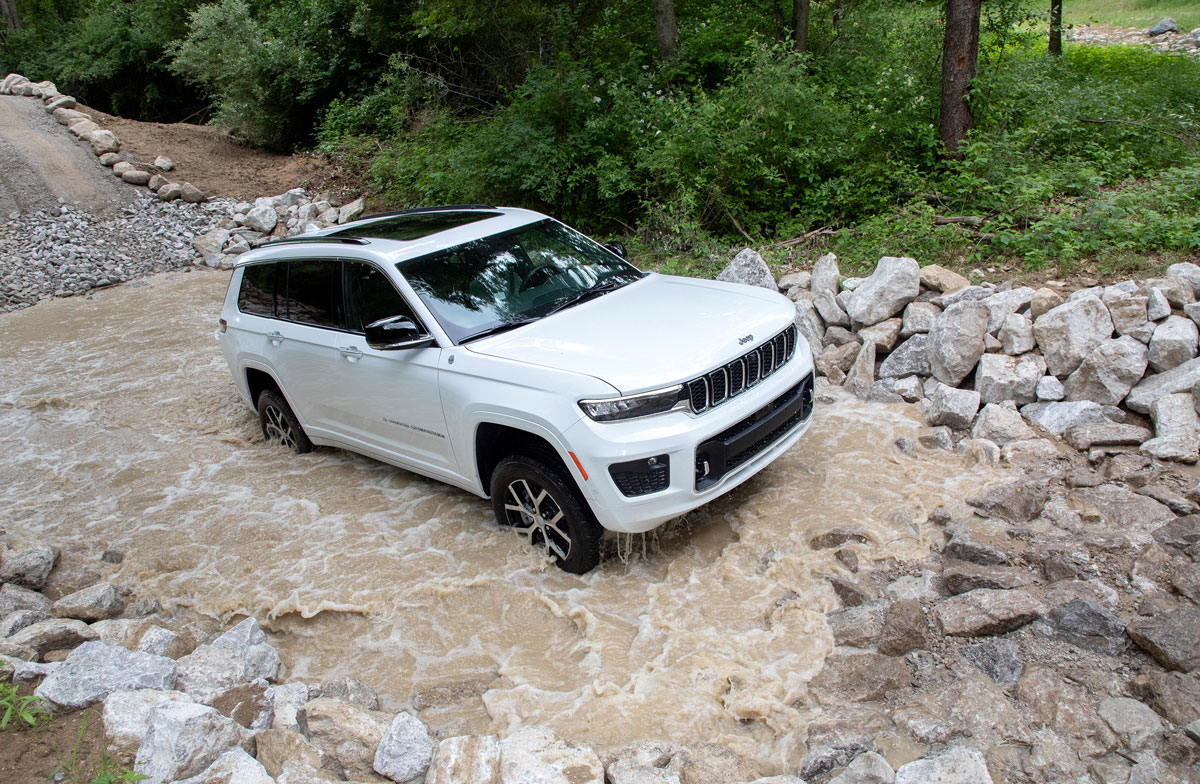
[218,206,815,572]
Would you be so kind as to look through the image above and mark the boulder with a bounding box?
[0,544,58,590]
[0,583,52,617]
[1029,287,1063,320]
[338,197,365,224]
[35,641,177,711]
[267,681,309,732]
[112,161,135,177]
[242,205,278,234]
[209,679,273,729]
[1130,669,1200,726]
[121,170,151,186]
[194,228,231,259]
[1098,698,1163,752]
[1148,315,1199,373]
[157,183,182,201]
[792,298,825,358]
[918,264,969,293]
[1168,262,1200,297]
[1107,294,1154,343]
[927,383,980,430]
[103,688,194,751]
[1063,423,1152,451]
[971,403,1035,445]
[148,174,168,192]
[809,651,911,703]
[51,581,124,622]
[814,289,850,327]
[0,609,52,638]
[942,562,1035,594]
[877,598,929,656]
[878,334,931,378]
[846,256,920,327]
[90,130,120,155]
[845,341,876,400]
[960,638,1023,685]
[717,249,776,291]
[810,252,840,296]
[1034,599,1125,655]
[816,342,860,379]
[1126,357,1200,413]
[828,604,885,648]
[373,711,434,783]
[928,300,989,386]
[982,287,1035,334]
[175,748,273,784]
[255,728,327,777]
[8,618,97,655]
[297,697,390,778]
[1019,401,1107,435]
[1036,375,1065,401]
[1149,17,1178,35]
[966,479,1047,523]
[799,708,880,779]
[1069,484,1173,531]
[859,318,903,351]
[427,735,501,784]
[1142,392,1200,463]
[998,313,1034,355]
[934,589,1045,636]
[1147,287,1171,321]
[498,725,604,784]
[827,752,894,784]
[135,701,246,784]
[894,747,993,784]
[1063,336,1148,405]
[901,301,940,337]
[976,353,1045,405]
[1126,609,1200,671]
[68,118,100,138]
[153,155,175,171]
[180,183,206,203]
[1033,296,1114,377]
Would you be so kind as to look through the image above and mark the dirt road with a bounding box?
[0,96,137,217]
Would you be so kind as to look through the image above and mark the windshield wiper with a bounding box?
[544,274,642,316]
[458,318,540,344]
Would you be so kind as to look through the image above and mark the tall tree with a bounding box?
[792,0,810,53]
[0,0,19,30]
[1049,0,1063,56]
[653,0,677,60]
[938,0,981,158]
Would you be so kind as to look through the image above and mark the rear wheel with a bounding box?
[257,389,313,454]
[490,455,602,574]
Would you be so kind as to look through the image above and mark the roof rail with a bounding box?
[357,204,498,221]
[251,236,370,249]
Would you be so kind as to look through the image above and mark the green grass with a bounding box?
[1066,0,1200,32]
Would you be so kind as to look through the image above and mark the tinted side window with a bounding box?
[238,263,277,317]
[344,262,418,333]
[284,260,342,328]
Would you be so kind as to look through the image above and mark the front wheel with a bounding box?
[490,455,602,574]
[257,389,313,454]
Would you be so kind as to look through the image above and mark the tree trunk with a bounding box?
[793,0,810,53]
[0,0,19,30]
[938,0,981,158]
[1049,0,1063,56]
[653,0,677,61]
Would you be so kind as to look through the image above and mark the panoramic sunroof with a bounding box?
[329,211,502,242]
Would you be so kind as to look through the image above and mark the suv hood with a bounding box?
[464,274,798,394]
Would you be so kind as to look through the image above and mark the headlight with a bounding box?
[579,385,688,422]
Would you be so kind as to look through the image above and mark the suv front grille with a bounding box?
[685,325,797,414]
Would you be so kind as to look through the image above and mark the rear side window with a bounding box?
[282,260,342,328]
[238,264,277,316]
[344,261,416,333]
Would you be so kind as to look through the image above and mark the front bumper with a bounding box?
[562,351,815,534]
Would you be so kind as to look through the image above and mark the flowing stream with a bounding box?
[0,269,1010,772]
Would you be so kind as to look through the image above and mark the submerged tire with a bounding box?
[257,389,313,454]
[491,455,602,574]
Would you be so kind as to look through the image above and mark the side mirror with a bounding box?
[602,242,627,260]
[365,315,434,350]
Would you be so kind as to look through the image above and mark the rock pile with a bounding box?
[1068,22,1200,56]
[748,250,1200,464]
[2,73,208,203]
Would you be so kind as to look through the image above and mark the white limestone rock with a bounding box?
[814,289,850,327]
[901,301,940,337]
[498,725,604,784]
[1063,336,1148,405]
[1019,401,1107,435]
[175,748,273,784]
[242,205,278,234]
[895,746,993,784]
[1126,357,1200,413]
[927,382,981,431]
[1036,375,1065,402]
[373,711,434,783]
[297,697,390,778]
[103,688,194,751]
[717,249,777,291]
[52,581,124,622]
[8,618,98,656]
[982,287,1035,334]
[1106,293,1154,343]
[338,197,365,224]
[135,701,247,784]
[846,256,920,327]
[1148,315,1199,373]
[1142,392,1200,463]
[928,300,989,386]
[1033,296,1114,377]
[1098,697,1163,753]
[36,641,177,712]
[972,403,1036,446]
[998,313,1034,355]
[976,353,1045,406]
[879,334,931,379]
[810,252,840,296]
[0,544,58,590]
[427,735,502,784]
[1146,288,1171,321]
[859,318,903,352]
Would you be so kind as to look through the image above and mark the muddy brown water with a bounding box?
[0,269,1011,772]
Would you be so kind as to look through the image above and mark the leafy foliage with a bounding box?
[0,681,49,730]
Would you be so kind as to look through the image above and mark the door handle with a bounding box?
[266,331,283,345]
[339,346,363,361]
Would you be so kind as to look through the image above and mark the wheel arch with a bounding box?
[475,422,578,499]
[245,367,284,410]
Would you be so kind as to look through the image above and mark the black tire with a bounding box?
[490,455,602,574]
[257,389,313,454]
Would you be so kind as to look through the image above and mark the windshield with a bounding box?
[397,219,643,343]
